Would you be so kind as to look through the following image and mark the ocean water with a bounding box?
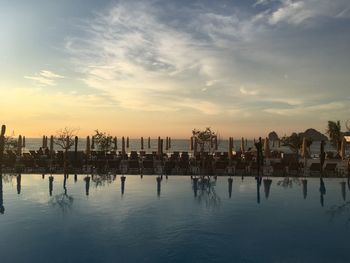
[0,174,349,263]
[22,138,338,156]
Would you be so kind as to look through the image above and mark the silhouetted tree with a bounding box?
[326,120,342,153]
[93,130,113,153]
[54,127,78,172]
[192,127,219,154]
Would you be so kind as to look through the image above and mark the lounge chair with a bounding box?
[323,163,337,177]
[309,163,322,176]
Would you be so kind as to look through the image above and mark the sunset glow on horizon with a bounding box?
[1,0,349,138]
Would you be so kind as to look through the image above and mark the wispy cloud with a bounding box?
[24,70,64,86]
[64,0,350,125]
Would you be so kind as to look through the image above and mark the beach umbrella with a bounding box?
[122,136,126,155]
[241,137,245,152]
[190,136,194,151]
[91,136,95,149]
[50,135,54,157]
[301,137,307,158]
[141,137,144,150]
[113,137,117,150]
[264,137,270,159]
[126,137,129,149]
[22,136,26,148]
[17,135,22,156]
[86,136,91,156]
[157,137,161,156]
[228,137,233,160]
[148,137,151,149]
[340,137,346,160]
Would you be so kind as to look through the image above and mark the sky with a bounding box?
[0,0,350,138]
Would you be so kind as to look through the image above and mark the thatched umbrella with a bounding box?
[113,137,117,150]
[340,137,346,160]
[122,136,126,155]
[86,136,91,156]
[228,137,233,160]
[49,135,54,157]
[17,135,22,156]
[157,137,161,156]
[241,137,245,153]
[141,137,144,150]
[190,136,194,151]
[264,137,270,159]
[148,137,151,149]
[91,136,95,150]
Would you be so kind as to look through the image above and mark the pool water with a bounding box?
[0,174,349,263]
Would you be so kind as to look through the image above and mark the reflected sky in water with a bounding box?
[0,175,350,263]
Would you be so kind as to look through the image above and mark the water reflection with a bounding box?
[192,176,221,208]
[84,176,90,196]
[49,174,73,212]
[156,176,161,197]
[121,176,126,195]
[0,174,4,214]
[228,177,233,198]
[49,176,54,196]
[277,178,301,189]
[341,182,346,201]
[16,174,21,195]
[320,178,326,207]
[263,179,272,199]
[302,179,308,199]
[256,176,262,204]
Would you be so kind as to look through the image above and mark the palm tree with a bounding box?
[326,120,342,153]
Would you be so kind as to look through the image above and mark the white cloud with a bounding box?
[239,86,259,96]
[64,0,350,122]
[24,70,64,86]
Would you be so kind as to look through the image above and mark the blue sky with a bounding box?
[1,0,350,137]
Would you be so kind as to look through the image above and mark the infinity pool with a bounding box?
[0,174,349,263]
